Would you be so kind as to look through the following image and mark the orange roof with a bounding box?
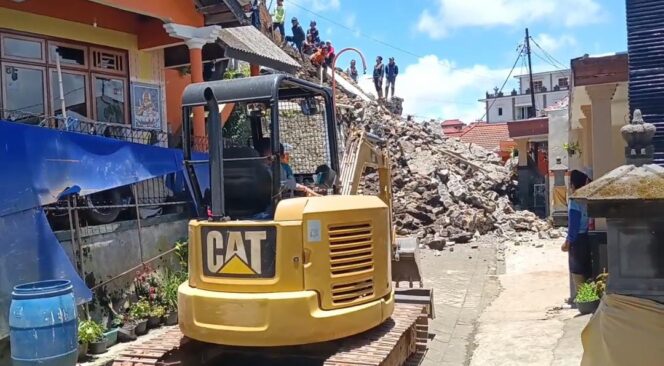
[458,123,512,151]
[441,119,464,126]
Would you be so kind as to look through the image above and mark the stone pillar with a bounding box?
[163,24,222,141]
[250,64,260,76]
[586,84,618,179]
[187,40,206,138]
[516,139,528,167]
[580,105,593,168]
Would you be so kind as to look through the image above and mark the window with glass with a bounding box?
[50,70,88,117]
[94,76,126,124]
[2,64,46,124]
[533,81,544,93]
[1,35,44,61]
[0,31,128,125]
[558,77,569,88]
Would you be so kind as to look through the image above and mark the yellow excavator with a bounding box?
[177,74,433,363]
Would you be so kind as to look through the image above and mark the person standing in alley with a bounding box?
[373,56,385,100]
[561,169,593,302]
[285,17,305,54]
[272,0,286,42]
[347,59,359,83]
[385,57,399,99]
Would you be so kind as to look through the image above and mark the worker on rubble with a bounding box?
[561,169,593,301]
[285,17,306,53]
[325,41,336,68]
[272,0,286,41]
[302,34,316,55]
[385,57,399,99]
[347,60,359,82]
[307,20,321,44]
[373,56,385,100]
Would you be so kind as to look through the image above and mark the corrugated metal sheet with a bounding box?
[627,0,664,164]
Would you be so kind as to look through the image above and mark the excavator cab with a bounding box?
[178,75,432,348]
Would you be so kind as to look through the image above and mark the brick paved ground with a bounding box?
[417,237,502,366]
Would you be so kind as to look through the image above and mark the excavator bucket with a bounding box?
[392,237,435,319]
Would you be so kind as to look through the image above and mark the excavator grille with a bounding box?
[328,223,375,305]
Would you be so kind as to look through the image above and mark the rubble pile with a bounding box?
[337,102,553,247]
[277,42,552,247]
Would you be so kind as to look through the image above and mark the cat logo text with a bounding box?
[201,226,277,278]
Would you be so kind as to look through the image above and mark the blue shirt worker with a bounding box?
[562,169,593,297]
[385,57,399,99]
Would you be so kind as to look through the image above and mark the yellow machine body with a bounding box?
[178,195,395,346]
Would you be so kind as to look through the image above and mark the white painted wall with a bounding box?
[484,89,569,123]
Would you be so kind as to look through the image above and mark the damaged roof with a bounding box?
[218,26,301,74]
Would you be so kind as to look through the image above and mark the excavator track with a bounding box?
[111,303,428,366]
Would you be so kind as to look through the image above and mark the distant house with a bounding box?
[479,69,571,123]
[441,119,466,136]
[456,122,515,162]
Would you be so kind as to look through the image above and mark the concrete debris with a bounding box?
[336,102,552,248]
[279,44,552,249]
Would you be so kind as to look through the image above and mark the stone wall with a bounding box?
[55,213,188,320]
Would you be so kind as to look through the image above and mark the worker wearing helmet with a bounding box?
[307,20,320,44]
[285,17,306,53]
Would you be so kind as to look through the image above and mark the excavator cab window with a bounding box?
[181,75,339,221]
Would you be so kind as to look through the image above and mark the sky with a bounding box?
[279,0,628,123]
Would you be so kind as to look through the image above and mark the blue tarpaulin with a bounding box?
[0,121,201,338]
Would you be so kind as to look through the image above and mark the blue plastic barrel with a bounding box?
[9,280,78,366]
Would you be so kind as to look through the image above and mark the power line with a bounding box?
[478,44,524,121]
[288,0,424,59]
[529,37,568,70]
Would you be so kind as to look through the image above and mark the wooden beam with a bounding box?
[205,11,239,25]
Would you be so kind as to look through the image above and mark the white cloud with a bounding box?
[358,55,512,122]
[534,33,577,53]
[343,13,361,38]
[417,0,604,39]
[295,0,340,12]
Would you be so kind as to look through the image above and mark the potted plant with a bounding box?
[162,272,180,325]
[104,316,123,348]
[147,304,165,328]
[116,313,138,342]
[563,141,581,156]
[575,282,601,314]
[129,300,150,335]
[78,319,107,355]
[77,324,91,361]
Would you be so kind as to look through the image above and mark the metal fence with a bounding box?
[2,111,170,146]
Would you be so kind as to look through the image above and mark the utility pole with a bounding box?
[525,28,536,118]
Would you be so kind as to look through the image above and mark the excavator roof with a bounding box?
[181,74,332,107]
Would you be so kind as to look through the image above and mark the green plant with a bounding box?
[163,270,185,311]
[563,141,582,156]
[149,304,166,318]
[575,282,600,303]
[78,319,105,344]
[594,272,608,298]
[174,239,189,272]
[129,300,151,320]
[111,316,124,329]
